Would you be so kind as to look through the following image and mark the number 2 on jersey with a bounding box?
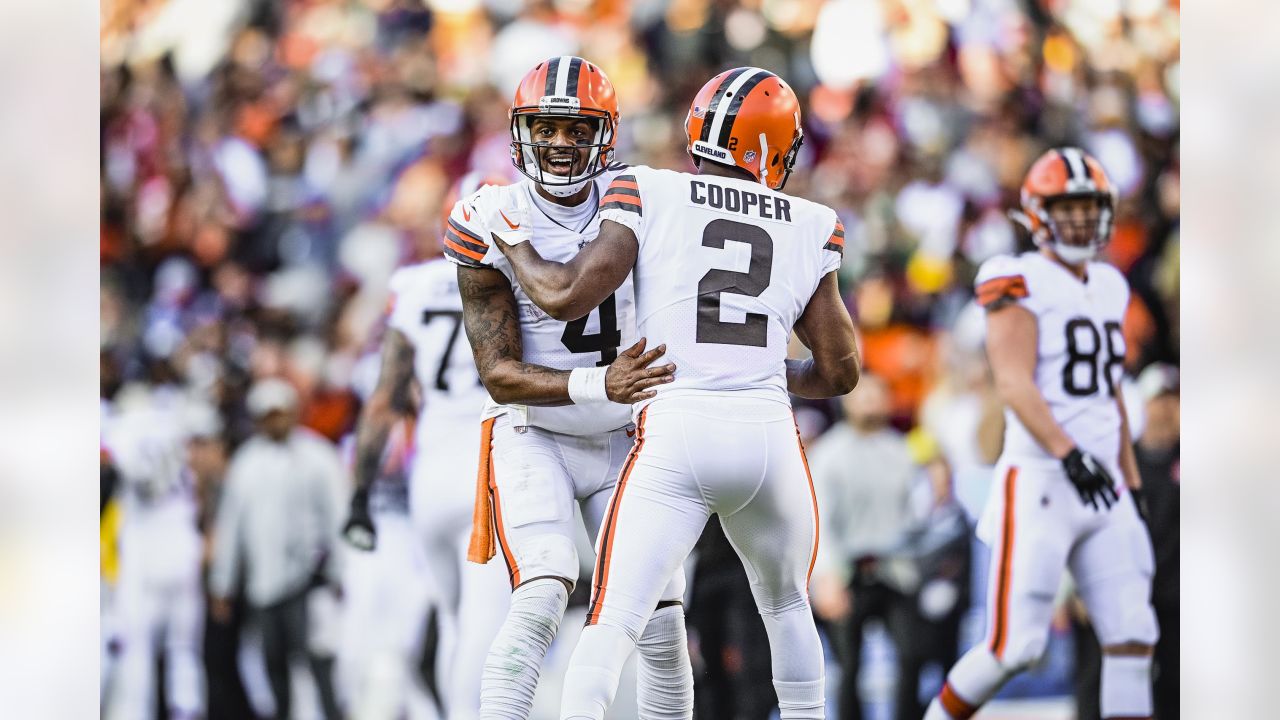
[696,219,774,347]
[560,294,622,366]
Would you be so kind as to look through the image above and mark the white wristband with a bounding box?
[568,366,610,404]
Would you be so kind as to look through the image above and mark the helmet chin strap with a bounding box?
[1051,240,1097,265]
[539,178,590,197]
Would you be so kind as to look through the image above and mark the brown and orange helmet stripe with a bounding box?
[684,67,804,190]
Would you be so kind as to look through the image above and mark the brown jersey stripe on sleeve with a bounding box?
[448,217,488,247]
[601,199,643,216]
[446,228,489,256]
[444,244,485,267]
[603,186,640,199]
[976,275,1029,307]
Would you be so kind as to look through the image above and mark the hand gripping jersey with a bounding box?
[975,251,1130,467]
[386,258,490,450]
[443,170,636,435]
[596,165,844,406]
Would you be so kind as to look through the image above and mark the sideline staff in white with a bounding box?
[209,378,347,720]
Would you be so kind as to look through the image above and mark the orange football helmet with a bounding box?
[684,68,803,190]
[509,56,619,196]
[1019,147,1116,264]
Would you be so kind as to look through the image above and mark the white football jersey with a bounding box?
[100,387,202,581]
[443,170,636,435]
[387,258,489,450]
[597,165,844,407]
[975,251,1130,468]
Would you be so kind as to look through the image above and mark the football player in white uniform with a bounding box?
[447,57,694,719]
[921,148,1158,720]
[102,383,207,720]
[491,67,861,720]
[339,179,513,719]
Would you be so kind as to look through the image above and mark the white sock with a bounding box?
[1100,654,1153,719]
[479,578,569,719]
[560,623,635,720]
[773,678,825,719]
[634,604,693,719]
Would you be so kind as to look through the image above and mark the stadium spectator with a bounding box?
[686,518,778,720]
[1134,364,1179,720]
[208,378,346,720]
[808,374,926,720]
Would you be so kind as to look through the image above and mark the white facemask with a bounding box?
[538,177,591,197]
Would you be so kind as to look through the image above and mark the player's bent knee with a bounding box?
[998,630,1051,673]
[1100,604,1159,648]
[755,589,810,618]
[513,533,579,592]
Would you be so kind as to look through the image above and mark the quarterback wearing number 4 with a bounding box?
[494,67,861,720]
[923,148,1159,720]
[446,57,695,719]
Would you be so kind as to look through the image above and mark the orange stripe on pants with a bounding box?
[586,408,647,626]
[490,467,521,587]
[794,421,820,585]
[989,467,1018,659]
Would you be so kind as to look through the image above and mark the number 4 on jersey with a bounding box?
[561,294,622,366]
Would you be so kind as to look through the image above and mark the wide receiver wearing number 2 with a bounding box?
[447,57,694,719]
[493,67,861,720]
[923,148,1158,720]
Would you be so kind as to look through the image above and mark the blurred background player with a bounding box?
[339,171,512,719]
[685,516,779,720]
[447,56,694,719]
[208,378,347,720]
[924,148,1159,720]
[808,373,927,720]
[1072,362,1179,720]
[492,66,861,720]
[101,379,208,720]
[336,404,438,719]
[1133,365,1179,720]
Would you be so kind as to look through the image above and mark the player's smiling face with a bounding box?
[1046,196,1103,248]
[529,116,596,177]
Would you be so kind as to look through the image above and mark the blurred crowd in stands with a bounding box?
[99,0,1179,717]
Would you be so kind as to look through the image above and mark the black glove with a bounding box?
[1060,447,1120,511]
[342,487,377,552]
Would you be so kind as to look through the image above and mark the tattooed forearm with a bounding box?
[354,329,415,492]
[457,265,574,407]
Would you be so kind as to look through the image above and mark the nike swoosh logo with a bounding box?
[461,205,471,221]
[499,210,520,230]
